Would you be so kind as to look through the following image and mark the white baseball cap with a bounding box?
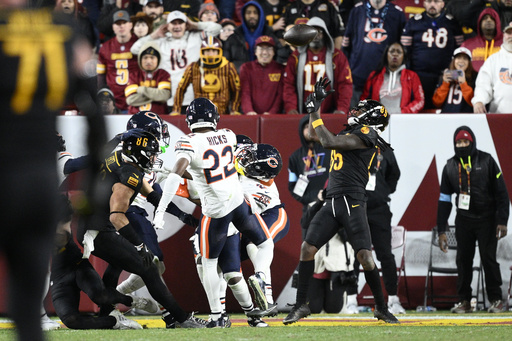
[453,47,472,60]
[167,11,187,23]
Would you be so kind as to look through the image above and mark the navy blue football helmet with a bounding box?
[186,98,220,130]
[122,130,161,171]
[127,111,170,147]
[347,99,389,133]
[237,143,283,180]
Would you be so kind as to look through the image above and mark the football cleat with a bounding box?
[246,303,279,318]
[110,309,143,330]
[248,316,269,327]
[248,272,268,311]
[176,313,207,328]
[222,313,232,328]
[282,303,311,325]
[374,305,400,324]
[388,295,406,315]
[206,315,227,328]
[41,314,61,331]
[130,295,160,314]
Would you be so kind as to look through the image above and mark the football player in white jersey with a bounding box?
[235,142,289,313]
[153,98,274,327]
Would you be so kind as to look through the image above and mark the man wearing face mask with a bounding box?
[436,126,509,314]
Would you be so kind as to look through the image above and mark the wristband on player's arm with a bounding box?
[146,190,161,207]
[118,222,144,246]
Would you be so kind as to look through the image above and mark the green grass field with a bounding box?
[1,311,511,341]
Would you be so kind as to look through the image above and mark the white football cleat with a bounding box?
[130,295,159,314]
[388,295,406,314]
[110,309,143,330]
[41,314,61,331]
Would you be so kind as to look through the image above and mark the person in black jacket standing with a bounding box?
[437,125,509,314]
[365,146,403,314]
[288,115,330,240]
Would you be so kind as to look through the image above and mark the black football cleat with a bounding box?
[374,306,400,324]
[282,303,311,325]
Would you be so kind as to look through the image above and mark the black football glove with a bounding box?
[305,77,335,114]
[136,243,155,268]
[179,212,200,228]
[115,128,146,142]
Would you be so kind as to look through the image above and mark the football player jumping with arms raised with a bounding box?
[283,77,399,325]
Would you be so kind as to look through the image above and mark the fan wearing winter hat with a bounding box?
[437,125,509,314]
[472,21,512,113]
[125,41,171,116]
[198,3,220,23]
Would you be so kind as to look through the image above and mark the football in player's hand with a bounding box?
[283,24,318,46]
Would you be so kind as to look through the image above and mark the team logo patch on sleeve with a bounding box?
[361,126,370,134]
[127,176,139,187]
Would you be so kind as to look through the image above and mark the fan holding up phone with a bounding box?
[432,47,478,113]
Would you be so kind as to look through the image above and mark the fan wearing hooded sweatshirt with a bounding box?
[462,8,503,72]
[125,42,171,116]
[436,126,509,311]
[223,1,288,72]
[283,17,353,114]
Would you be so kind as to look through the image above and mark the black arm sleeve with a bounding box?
[384,149,401,194]
[490,158,510,226]
[63,155,92,174]
[436,200,453,234]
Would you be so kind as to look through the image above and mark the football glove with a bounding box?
[178,212,199,228]
[116,128,146,142]
[136,243,155,268]
[153,210,165,230]
[305,77,335,114]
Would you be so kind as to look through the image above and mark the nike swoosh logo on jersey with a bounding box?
[351,204,360,208]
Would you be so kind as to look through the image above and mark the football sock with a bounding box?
[227,276,253,310]
[252,238,274,284]
[296,260,314,305]
[202,257,223,317]
[364,267,385,307]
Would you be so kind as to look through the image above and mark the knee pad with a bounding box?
[224,271,242,285]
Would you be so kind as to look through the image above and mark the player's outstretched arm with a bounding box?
[153,158,190,229]
[306,78,366,151]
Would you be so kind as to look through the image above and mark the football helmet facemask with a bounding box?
[347,99,389,133]
[236,143,283,181]
[126,111,170,147]
[122,130,161,171]
[186,98,220,130]
[200,36,223,68]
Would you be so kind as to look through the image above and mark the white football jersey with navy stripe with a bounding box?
[174,128,243,218]
[239,176,281,215]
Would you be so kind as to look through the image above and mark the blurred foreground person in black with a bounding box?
[0,1,106,340]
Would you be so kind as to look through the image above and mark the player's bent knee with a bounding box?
[224,271,242,285]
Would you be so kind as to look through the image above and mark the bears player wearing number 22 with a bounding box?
[153,98,274,326]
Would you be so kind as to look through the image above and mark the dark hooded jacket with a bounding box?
[462,0,512,36]
[366,147,401,210]
[287,115,330,211]
[436,126,510,233]
[461,8,503,72]
[223,1,288,72]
